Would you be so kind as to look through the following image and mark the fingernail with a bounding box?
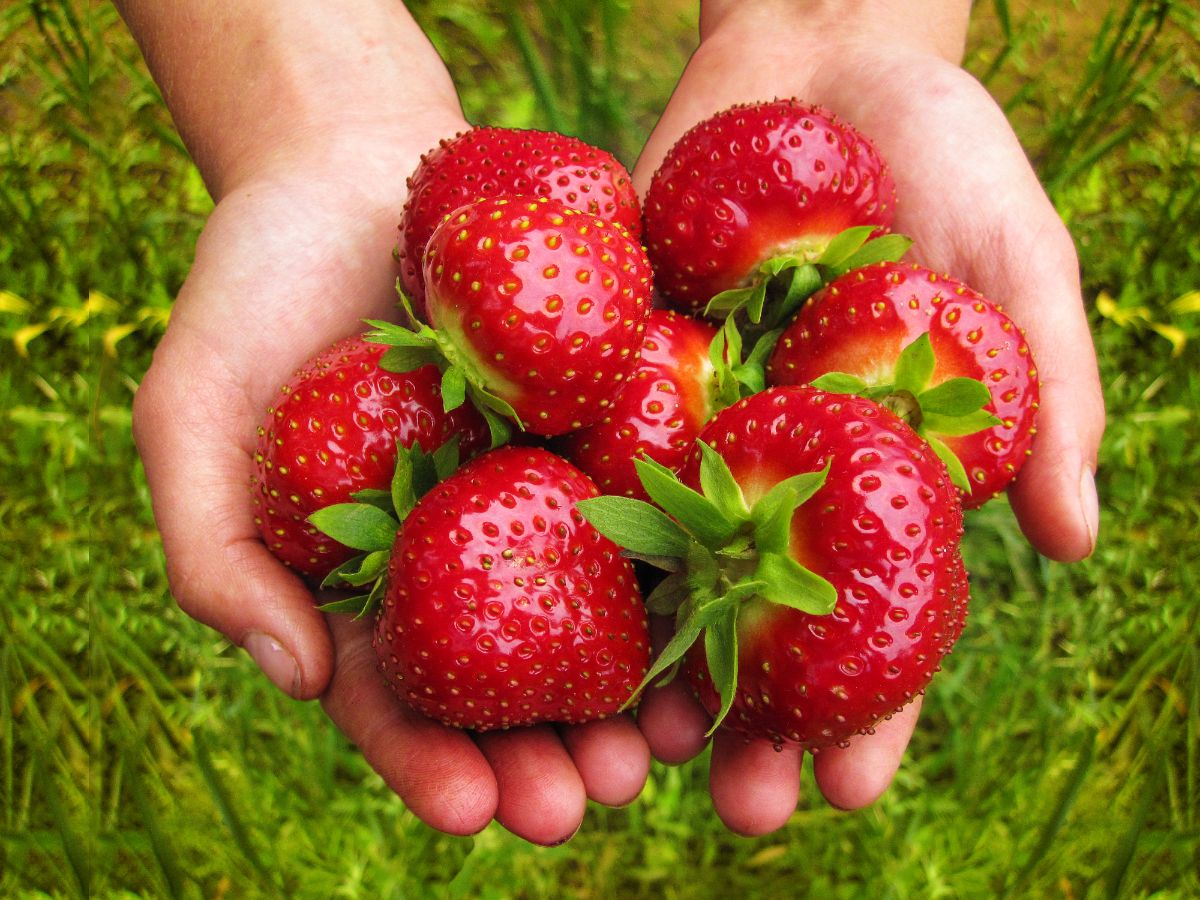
[244,632,301,697]
[1078,465,1099,556]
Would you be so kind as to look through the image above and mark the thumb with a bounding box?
[132,335,335,698]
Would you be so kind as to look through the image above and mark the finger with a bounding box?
[558,715,651,807]
[133,347,334,698]
[635,616,712,764]
[812,696,922,810]
[320,614,498,836]
[709,728,802,836]
[474,726,588,845]
[962,220,1105,562]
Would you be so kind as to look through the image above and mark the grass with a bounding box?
[1,0,1198,896]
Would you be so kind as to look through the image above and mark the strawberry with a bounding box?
[557,310,719,498]
[370,196,653,438]
[556,309,776,499]
[374,446,652,731]
[579,386,968,750]
[643,99,901,325]
[251,335,488,581]
[767,261,1039,506]
[397,126,642,320]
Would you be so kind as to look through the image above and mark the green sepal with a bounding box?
[922,408,1003,437]
[810,371,870,395]
[621,602,706,707]
[772,264,825,327]
[735,327,783,395]
[576,495,692,558]
[633,456,738,550]
[754,552,837,616]
[380,345,441,373]
[645,570,690,615]
[440,365,468,412]
[479,407,512,448]
[349,488,393,513]
[316,574,387,620]
[697,441,750,525]
[927,434,972,493]
[390,441,418,522]
[829,233,914,277]
[749,461,831,555]
[307,503,399,552]
[918,376,992,417]
[705,283,762,320]
[703,603,740,735]
[814,224,875,269]
[431,435,462,481]
[320,549,390,590]
[894,332,936,395]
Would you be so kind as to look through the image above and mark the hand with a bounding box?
[629,1,1105,834]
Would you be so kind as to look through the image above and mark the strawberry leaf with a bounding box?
[774,264,825,326]
[703,603,740,735]
[308,503,399,552]
[440,365,468,412]
[894,332,935,395]
[831,233,914,276]
[749,461,831,555]
[927,434,972,493]
[349,488,393,513]
[810,371,870,395]
[380,345,441,373]
[576,496,692,558]
[390,442,417,521]
[815,224,875,269]
[697,441,750,525]
[923,408,1003,436]
[645,570,690,615]
[919,377,992,416]
[634,457,738,549]
[705,285,758,319]
[321,549,390,589]
[754,552,837,615]
[431,435,462,481]
[621,605,706,707]
[317,594,373,615]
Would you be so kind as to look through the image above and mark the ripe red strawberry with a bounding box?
[579,386,968,750]
[643,99,897,321]
[557,310,719,498]
[373,196,653,438]
[397,126,642,319]
[374,446,652,731]
[251,335,489,581]
[767,261,1039,507]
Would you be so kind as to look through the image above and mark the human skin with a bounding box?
[120,0,650,845]
[630,0,1105,836]
[120,0,1104,843]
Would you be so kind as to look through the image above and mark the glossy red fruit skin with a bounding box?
[557,309,718,499]
[375,446,651,731]
[767,261,1040,507]
[678,386,968,749]
[424,196,653,436]
[251,336,489,580]
[643,99,895,313]
[398,127,642,319]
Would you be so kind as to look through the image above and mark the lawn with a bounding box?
[1,1,1198,896]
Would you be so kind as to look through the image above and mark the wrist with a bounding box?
[699,0,971,67]
[117,1,466,199]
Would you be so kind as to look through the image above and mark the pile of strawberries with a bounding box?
[250,99,1039,750]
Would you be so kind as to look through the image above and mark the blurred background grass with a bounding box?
[1,0,1198,896]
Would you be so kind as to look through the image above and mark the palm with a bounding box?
[134,141,652,843]
[629,39,1103,834]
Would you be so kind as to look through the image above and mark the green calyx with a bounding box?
[704,225,914,330]
[810,332,1002,492]
[707,316,783,408]
[308,437,461,618]
[363,285,518,448]
[576,446,836,735]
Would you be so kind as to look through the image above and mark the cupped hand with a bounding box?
[630,7,1104,833]
[132,122,651,843]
